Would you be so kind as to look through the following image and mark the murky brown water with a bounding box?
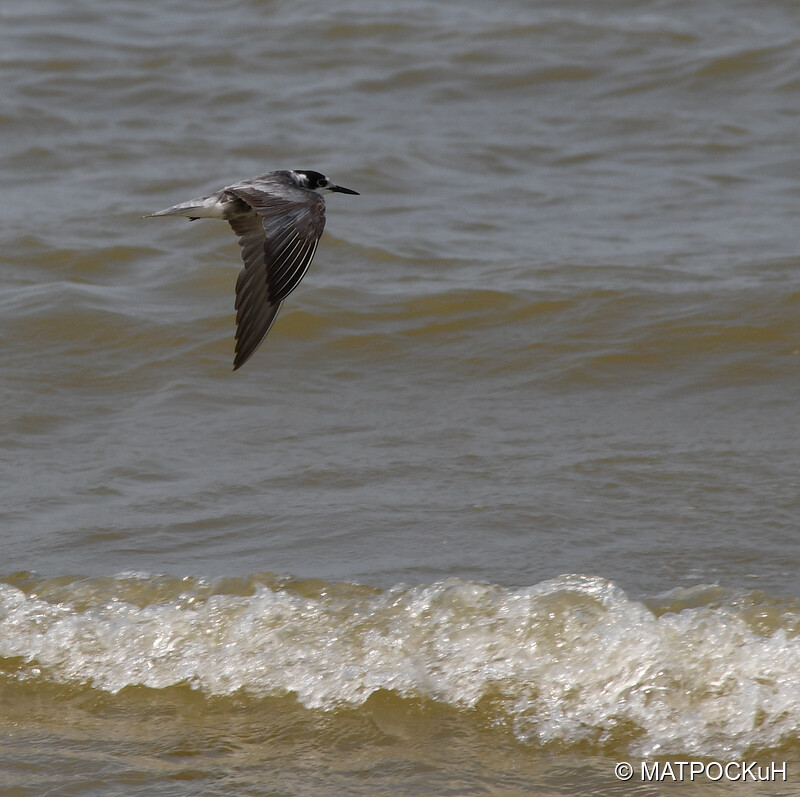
[2,0,799,793]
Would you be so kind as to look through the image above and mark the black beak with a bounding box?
[330,184,360,195]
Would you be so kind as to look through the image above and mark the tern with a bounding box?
[146,169,359,370]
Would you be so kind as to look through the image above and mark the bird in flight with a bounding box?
[146,169,359,370]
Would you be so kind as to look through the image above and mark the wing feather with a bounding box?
[225,186,327,370]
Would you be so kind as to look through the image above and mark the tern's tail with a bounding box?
[143,192,227,220]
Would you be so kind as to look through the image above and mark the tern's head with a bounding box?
[292,170,359,195]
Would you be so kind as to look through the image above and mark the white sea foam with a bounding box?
[1,574,798,757]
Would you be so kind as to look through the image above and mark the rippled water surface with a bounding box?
[1,0,799,793]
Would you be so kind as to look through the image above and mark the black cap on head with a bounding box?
[294,170,359,194]
[295,170,327,189]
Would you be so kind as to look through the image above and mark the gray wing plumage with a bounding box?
[226,185,326,371]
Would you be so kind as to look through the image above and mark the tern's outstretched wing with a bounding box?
[226,186,326,370]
